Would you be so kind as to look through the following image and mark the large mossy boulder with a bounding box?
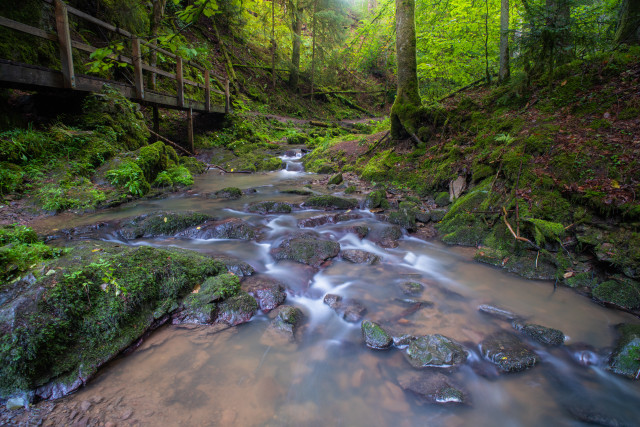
[304,195,358,210]
[362,320,393,349]
[607,324,640,379]
[404,335,467,368]
[388,203,418,232]
[118,211,212,239]
[480,331,538,373]
[135,141,179,183]
[271,233,340,267]
[0,242,224,400]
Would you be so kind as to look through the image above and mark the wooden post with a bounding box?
[54,0,75,89]
[176,57,184,108]
[153,106,159,142]
[132,37,144,99]
[187,107,194,154]
[204,69,211,113]
[224,78,230,113]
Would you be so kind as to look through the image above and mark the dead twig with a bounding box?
[365,131,390,155]
[502,206,541,250]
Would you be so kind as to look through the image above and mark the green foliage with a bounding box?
[523,218,565,247]
[0,162,23,195]
[38,178,106,212]
[593,279,640,309]
[106,160,150,197]
[0,224,60,283]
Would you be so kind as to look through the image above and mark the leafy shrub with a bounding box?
[106,160,150,196]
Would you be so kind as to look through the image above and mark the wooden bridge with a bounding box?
[0,0,231,152]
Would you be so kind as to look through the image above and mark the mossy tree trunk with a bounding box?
[390,0,421,141]
[499,0,510,83]
[615,0,640,45]
[289,0,304,91]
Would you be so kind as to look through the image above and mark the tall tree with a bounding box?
[615,0,640,45]
[289,0,305,90]
[499,0,510,83]
[391,0,421,140]
[149,0,167,90]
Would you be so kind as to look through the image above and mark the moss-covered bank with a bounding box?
[0,240,226,401]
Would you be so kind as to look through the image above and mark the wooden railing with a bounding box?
[0,0,230,114]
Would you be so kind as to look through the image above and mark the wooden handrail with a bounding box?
[1,0,230,114]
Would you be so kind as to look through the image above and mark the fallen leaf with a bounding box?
[164,217,168,223]
[563,271,575,278]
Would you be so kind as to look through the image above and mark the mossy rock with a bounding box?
[316,163,337,174]
[271,233,341,267]
[271,305,303,335]
[516,323,565,346]
[179,156,207,175]
[216,292,259,326]
[564,271,598,289]
[607,324,640,379]
[81,85,149,151]
[362,320,393,350]
[134,141,178,183]
[328,173,343,186]
[216,187,243,199]
[592,279,640,310]
[364,190,386,209]
[304,195,358,210]
[119,211,213,239]
[0,242,224,399]
[435,191,451,207]
[404,334,467,368]
[247,201,292,214]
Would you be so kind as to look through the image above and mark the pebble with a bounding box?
[121,409,133,420]
[80,401,92,412]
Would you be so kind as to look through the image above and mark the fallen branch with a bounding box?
[208,165,252,174]
[302,90,384,97]
[147,129,193,155]
[502,207,541,250]
[365,131,390,155]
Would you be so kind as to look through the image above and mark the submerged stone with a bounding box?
[607,324,640,379]
[398,372,467,405]
[477,304,520,321]
[404,335,467,368]
[399,281,424,296]
[516,323,565,346]
[178,218,258,240]
[362,320,393,349]
[341,249,380,265]
[323,294,367,322]
[271,233,340,267]
[480,331,538,373]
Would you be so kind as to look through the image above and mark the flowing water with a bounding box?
[39,151,640,426]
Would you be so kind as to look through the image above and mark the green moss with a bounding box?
[0,162,23,195]
[247,201,292,214]
[435,191,451,207]
[119,211,213,239]
[608,324,640,379]
[361,150,400,182]
[216,187,243,199]
[361,320,392,349]
[135,142,178,183]
[565,272,598,288]
[106,159,150,197]
[328,173,343,185]
[38,177,107,212]
[0,242,224,396]
[593,279,640,309]
[305,195,358,210]
[179,156,207,175]
[364,190,386,209]
[81,86,149,151]
[344,186,357,194]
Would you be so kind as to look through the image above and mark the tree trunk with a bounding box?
[271,0,277,88]
[390,0,421,141]
[289,1,304,91]
[484,0,491,84]
[615,0,640,45]
[149,0,167,90]
[310,0,317,100]
[499,0,510,83]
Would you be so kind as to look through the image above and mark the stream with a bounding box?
[34,151,640,426]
